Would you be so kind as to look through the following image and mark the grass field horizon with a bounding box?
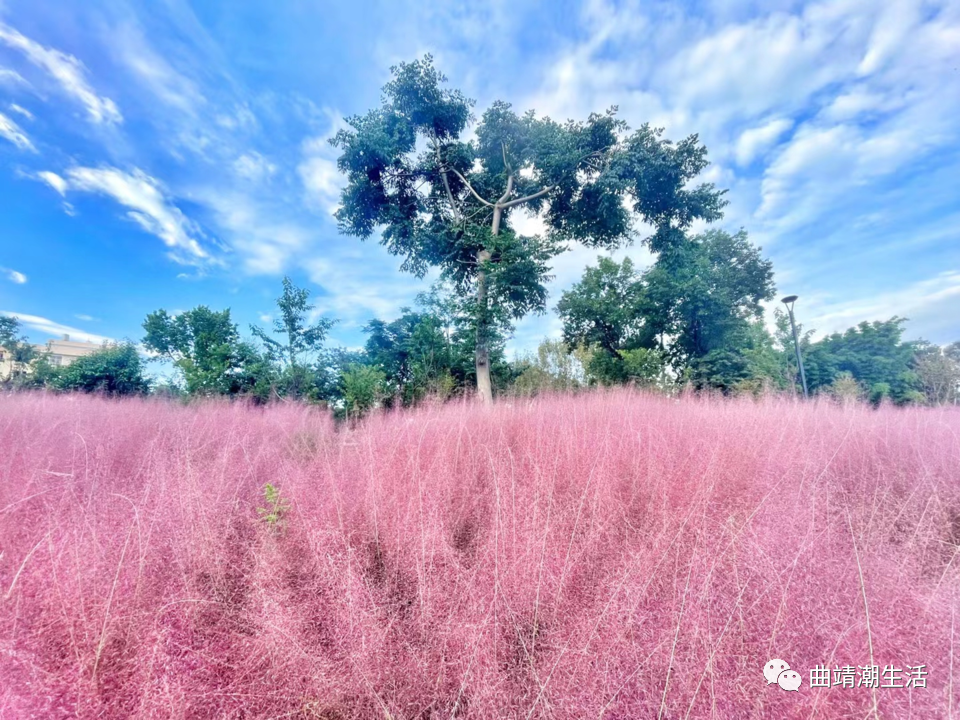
[2,390,958,718]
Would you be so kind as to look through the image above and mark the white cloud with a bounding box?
[0,67,27,85]
[233,152,277,182]
[74,314,97,322]
[258,313,273,323]
[799,271,960,344]
[305,255,425,320]
[55,166,210,264]
[215,105,257,131]
[0,110,34,150]
[735,118,793,166]
[298,111,350,215]
[299,151,343,216]
[0,23,122,124]
[2,267,27,284]
[35,170,67,195]
[192,189,309,274]
[0,311,112,344]
[111,22,202,113]
[8,102,32,119]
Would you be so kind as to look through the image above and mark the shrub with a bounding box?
[341,363,386,418]
[50,343,150,395]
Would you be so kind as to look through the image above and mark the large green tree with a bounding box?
[331,55,726,402]
[643,229,775,376]
[364,310,455,405]
[556,257,649,356]
[557,229,774,390]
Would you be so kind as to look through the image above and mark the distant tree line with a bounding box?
[2,263,958,415]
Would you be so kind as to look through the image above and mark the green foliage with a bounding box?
[913,341,960,405]
[618,348,666,387]
[143,307,242,395]
[825,371,864,403]
[251,277,336,399]
[315,347,368,404]
[341,364,386,419]
[142,307,279,399]
[558,230,774,392]
[643,229,775,372]
[556,257,648,354]
[331,54,727,397]
[803,318,923,404]
[511,339,588,395]
[684,320,790,393]
[0,316,22,349]
[0,316,38,384]
[257,483,291,531]
[359,283,513,405]
[364,310,453,405]
[50,343,150,395]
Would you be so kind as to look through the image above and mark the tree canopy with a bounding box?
[142,307,263,396]
[331,54,727,402]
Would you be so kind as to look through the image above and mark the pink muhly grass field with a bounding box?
[1,391,958,719]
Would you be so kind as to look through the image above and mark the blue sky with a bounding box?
[1,0,958,367]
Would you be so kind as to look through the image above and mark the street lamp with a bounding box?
[781,295,809,399]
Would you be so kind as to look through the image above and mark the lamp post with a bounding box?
[781,295,808,399]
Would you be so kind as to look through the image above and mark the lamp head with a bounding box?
[781,295,798,304]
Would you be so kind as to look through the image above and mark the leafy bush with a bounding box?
[51,343,151,395]
[827,370,864,404]
[340,364,386,418]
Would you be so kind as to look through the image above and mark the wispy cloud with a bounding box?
[74,314,97,322]
[800,271,960,344]
[0,67,27,86]
[735,118,793,166]
[298,110,349,215]
[8,102,32,119]
[0,23,122,124]
[233,152,277,182]
[110,21,202,114]
[0,311,112,344]
[51,166,211,264]
[35,170,67,195]
[0,110,34,151]
[2,267,27,284]
[305,255,428,321]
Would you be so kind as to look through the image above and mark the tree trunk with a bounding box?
[475,247,493,405]
[474,198,507,405]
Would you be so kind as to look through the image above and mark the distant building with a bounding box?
[0,334,105,380]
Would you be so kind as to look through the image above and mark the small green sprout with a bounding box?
[257,483,291,531]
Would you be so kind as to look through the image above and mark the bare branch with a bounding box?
[435,142,462,224]
[448,168,496,207]
[499,185,555,209]
[497,173,515,205]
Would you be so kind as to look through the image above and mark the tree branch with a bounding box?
[499,185,555,209]
[435,142,462,224]
[448,168,496,207]
[497,173,515,205]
